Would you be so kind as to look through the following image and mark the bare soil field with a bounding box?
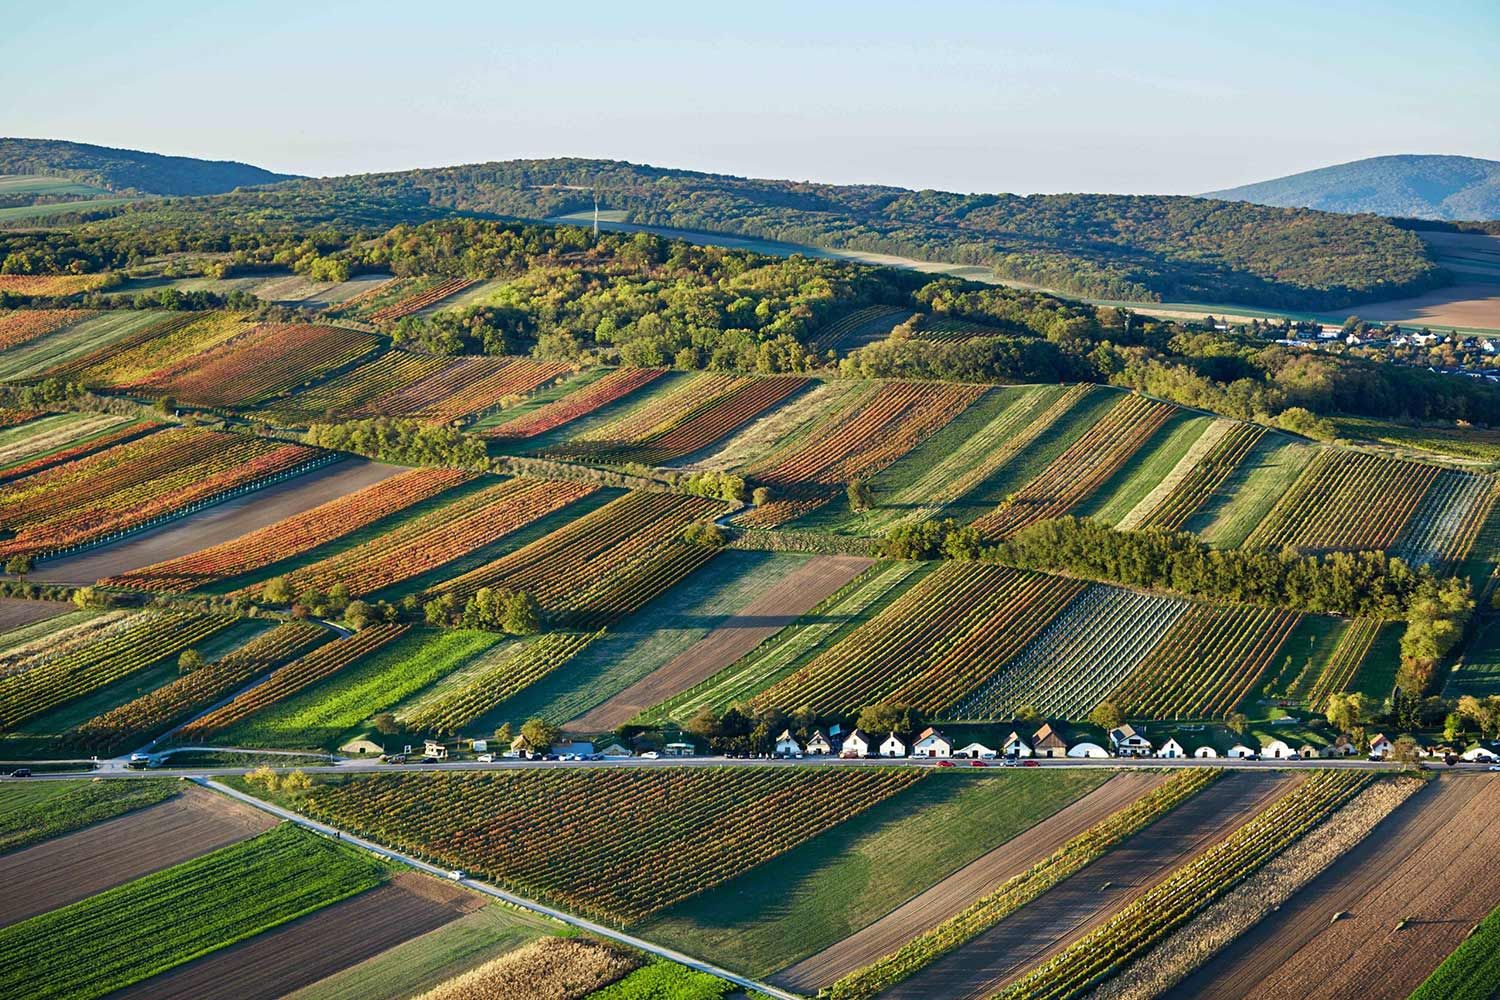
[111,872,486,1000]
[1163,775,1500,1000]
[0,785,274,927]
[1336,282,1500,331]
[773,771,1173,992]
[30,458,405,584]
[567,554,873,731]
[881,771,1298,1000]
[0,597,71,633]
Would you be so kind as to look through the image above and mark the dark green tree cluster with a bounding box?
[304,419,488,470]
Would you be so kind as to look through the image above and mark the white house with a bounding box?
[598,742,632,758]
[423,739,449,760]
[1109,725,1153,757]
[1461,744,1499,762]
[1001,731,1033,758]
[957,742,996,759]
[1261,739,1296,759]
[1369,733,1393,758]
[775,729,803,756]
[1227,744,1256,758]
[842,729,875,758]
[879,732,907,758]
[805,729,834,755]
[1067,741,1110,758]
[1193,745,1219,758]
[1157,738,1186,759]
[912,727,952,758]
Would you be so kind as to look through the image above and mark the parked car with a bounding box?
[639,751,660,759]
[1022,759,1040,767]
[587,753,605,761]
[1488,764,1500,772]
[542,753,559,761]
[126,752,153,769]
[935,759,955,768]
[475,753,494,763]
[7,767,30,778]
[970,760,988,767]
[447,870,465,881]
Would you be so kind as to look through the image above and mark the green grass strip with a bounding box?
[583,962,735,1000]
[0,822,387,1000]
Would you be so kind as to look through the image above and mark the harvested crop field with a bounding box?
[30,458,404,583]
[567,554,873,731]
[881,771,1297,1000]
[0,597,71,633]
[111,872,485,1000]
[1164,775,1500,1000]
[773,771,1173,991]
[0,785,274,928]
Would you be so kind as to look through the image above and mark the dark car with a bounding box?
[8,767,30,778]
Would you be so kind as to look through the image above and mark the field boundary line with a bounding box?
[194,777,802,1000]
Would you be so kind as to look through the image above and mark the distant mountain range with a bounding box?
[0,138,298,196]
[1206,154,1500,221]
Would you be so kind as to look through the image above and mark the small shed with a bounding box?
[1369,733,1393,758]
[842,729,875,758]
[912,727,952,758]
[1001,731,1033,758]
[340,737,384,755]
[957,742,997,759]
[775,729,803,756]
[1227,744,1255,758]
[423,739,450,760]
[1193,745,1219,758]
[880,732,907,758]
[599,742,632,758]
[805,729,834,755]
[1157,738,1186,759]
[1067,741,1109,758]
[1298,744,1320,759]
[1461,744,1499,762]
[1033,722,1069,758]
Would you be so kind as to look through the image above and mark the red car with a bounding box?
[935,759,956,767]
[1022,759,1041,767]
[969,759,988,767]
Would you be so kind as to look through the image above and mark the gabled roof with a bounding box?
[777,728,798,742]
[846,728,873,745]
[1369,732,1390,746]
[1003,730,1030,747]
[1033,722,1067,748]
[915,726,948,742]
[881,730,905,744]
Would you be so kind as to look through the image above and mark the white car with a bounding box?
[639,751,660,759]
[475,753,494,763]
[1489,764,1500,772]
[448,869,465,881]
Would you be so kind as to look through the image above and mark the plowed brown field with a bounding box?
[111,872,486,1000]
[1163,775,1500,1000]
[0,785,274,927]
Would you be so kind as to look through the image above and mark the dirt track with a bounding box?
[1164,775,1500,1000]
[881,771,1298,1000]
[111,872,486,1000]
[0,598,70,633]
[774,771,1173,991]
[30,459,404,584]
[567,555,873,732]
[0,785,275,927]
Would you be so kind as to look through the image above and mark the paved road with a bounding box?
[7,753,1487,782]
[196,777,804,1000]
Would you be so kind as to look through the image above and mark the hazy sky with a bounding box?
[6,0,1497,194]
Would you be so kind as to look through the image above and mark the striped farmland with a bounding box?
[952,584,1190,720]
[1125,422,1266,531]
[1246,450,1440,553]
[1391,469,1497,568]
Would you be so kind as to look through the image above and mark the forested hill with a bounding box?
[0,138,298,196]
[274,157,1443,310]
[1207,154,1500,222]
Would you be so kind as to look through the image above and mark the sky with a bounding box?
[5,0,1498,195]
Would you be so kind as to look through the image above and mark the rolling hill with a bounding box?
[0,138,298,196]
[1206,154,1500,222]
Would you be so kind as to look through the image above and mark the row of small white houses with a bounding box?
[777,724,1500,762]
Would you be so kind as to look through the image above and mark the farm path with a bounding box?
[0,597,71,632]
[881,771,1298,1000]
[109,872,484,1000]
[566,554,873,732]
[772,771,1173,991]
[1163,775,1500,1000]
[30,458,404,584]
[0,784,274,927]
